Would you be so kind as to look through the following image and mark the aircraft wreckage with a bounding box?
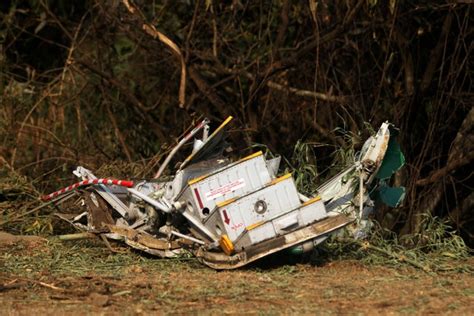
[44,116,405,269]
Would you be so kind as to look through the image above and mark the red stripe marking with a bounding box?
[41,178,134,201]
[121,180,134,187]
[194,188,204,209]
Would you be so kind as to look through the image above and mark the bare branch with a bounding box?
[416,151,474,186]
[122,0,187,107]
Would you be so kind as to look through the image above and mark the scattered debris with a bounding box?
[46,116,405,269]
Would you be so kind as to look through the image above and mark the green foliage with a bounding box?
[0,165,55,235]
[287,140,319,195]
[399,215,469,257]
[320,215,471,273]
[0,166,39,202]
[332,127,358,166]
[113,36,136,61]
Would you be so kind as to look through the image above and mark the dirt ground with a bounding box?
[0,233,473,315]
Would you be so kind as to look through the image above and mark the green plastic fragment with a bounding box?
[377,185,406,207]
[286,245,304,256]
[376,137,405,180]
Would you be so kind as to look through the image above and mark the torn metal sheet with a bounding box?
[46,117,405,269]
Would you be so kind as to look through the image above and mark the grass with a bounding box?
[315,217,472,274]
[1,238,202,278]
[1,236,473,314]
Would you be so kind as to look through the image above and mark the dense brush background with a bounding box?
[0,1,472,246]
